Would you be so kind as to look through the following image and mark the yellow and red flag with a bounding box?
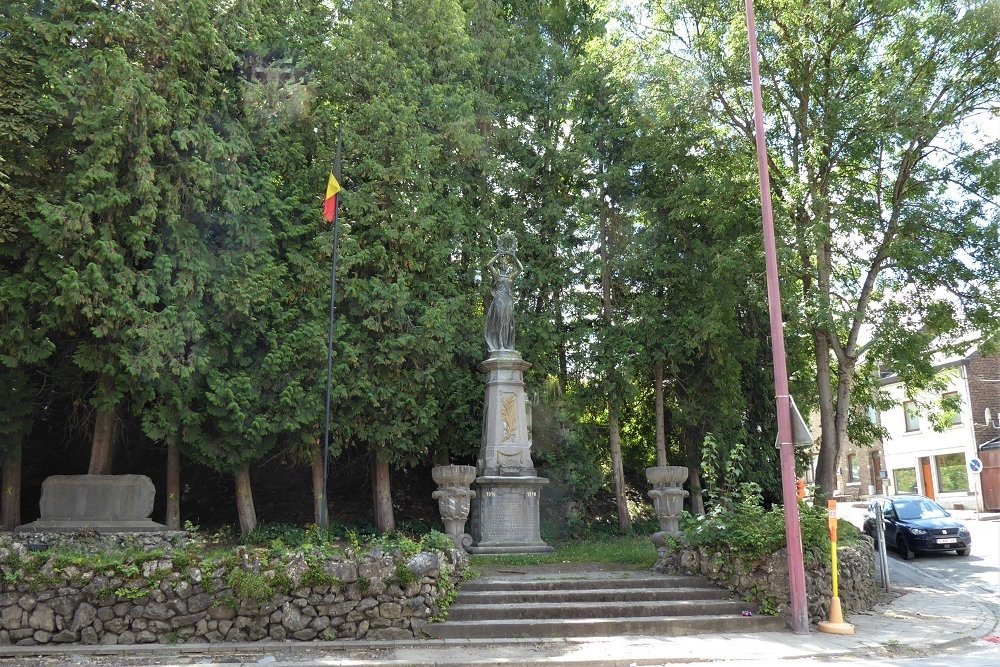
[323,173,341,223]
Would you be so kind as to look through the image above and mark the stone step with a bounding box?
[446,598,750,621]
[425,614,787,639]
[455,586,733,605]
[459,575,710,592]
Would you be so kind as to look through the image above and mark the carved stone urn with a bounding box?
[432,465,477,551]
[646,466,689,547]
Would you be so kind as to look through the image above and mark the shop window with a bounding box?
[847,454,860,483]
[894,467,917,494]
[935,453,969,493]
[903,401,920,432]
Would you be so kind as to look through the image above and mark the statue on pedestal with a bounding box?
[468,231,552,554]
[484,232,523,353]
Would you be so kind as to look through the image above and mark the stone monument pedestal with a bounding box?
[477,351,535,476]
[16,474,167,533]
[468,476,553,554]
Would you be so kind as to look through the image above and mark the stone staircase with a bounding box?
[426,569,787,639]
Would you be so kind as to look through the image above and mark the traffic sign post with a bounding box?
[968,457,983,517]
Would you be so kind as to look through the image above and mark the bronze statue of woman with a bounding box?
[484,233,523,353]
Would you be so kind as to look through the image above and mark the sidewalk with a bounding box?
[2,558,996,667]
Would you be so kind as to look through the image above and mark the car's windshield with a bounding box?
[894,498,948,520]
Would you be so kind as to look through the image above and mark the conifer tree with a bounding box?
[326,0,482,532]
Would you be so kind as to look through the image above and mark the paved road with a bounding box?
[836,502,1000,603]
[644,642,1000,667]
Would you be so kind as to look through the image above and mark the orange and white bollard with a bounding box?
[818,499,855,635]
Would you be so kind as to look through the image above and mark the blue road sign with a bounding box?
[969,457,983,474]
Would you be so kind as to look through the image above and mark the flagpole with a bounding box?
[320,126,343,531]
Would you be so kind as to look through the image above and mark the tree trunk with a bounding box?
[608,411,630,531]
[598,152,629,533]
[812,332,839,502]
[371,452,395,534]
[654,360,667,467]
[684,429,705,515]
[833,364,857,492]
[555,290,568,395]
[88,403,117,475]
[234,466,257,535]
[311,439,327,528]
[1,440,22,529]
[165,443,180,530]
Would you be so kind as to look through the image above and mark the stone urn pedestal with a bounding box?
[646,466,689,547]
[432,465,477,551]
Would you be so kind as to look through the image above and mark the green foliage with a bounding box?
[743,585,779,616]
[657,0,1000,500]
[300,566,340,591]
[419,531,456,553]
[680,502,863,562]
[225,566,284,602]
[2,0,997,538]
[114,587,151,602]
[394,561,418,588]
[243,523,309,548]
[700,434,764,510]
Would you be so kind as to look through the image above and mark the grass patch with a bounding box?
[470,535,655,569]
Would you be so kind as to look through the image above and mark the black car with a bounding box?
[862,495,971,560]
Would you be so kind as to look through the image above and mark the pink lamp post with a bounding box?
[743,0,810,634]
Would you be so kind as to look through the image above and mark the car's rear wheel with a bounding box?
[956,548,970,556]
[897,535,915,560]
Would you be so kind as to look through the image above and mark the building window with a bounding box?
[847,455,860,483]
[942,391,962,425]
[903,400,920,432]
[894,467,917,494]
[935,453,969,493]
[867,406,880,425]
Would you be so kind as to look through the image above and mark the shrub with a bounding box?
[418,530,454,553]
[394,561,418,588]
[226,568,275,603]
[242,523,307,547]
[680,501,862,562]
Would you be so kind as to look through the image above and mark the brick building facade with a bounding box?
[967,353,1000,448]
[966,353,1000,510]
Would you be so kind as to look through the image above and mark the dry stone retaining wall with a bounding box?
[654,539,878,624]
[10,531,191,555]
[0,537,465,646]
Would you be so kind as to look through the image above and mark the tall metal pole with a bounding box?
[320,127,343,531]
[743,0,809,634]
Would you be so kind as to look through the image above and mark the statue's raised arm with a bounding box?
[484,232,520,353]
